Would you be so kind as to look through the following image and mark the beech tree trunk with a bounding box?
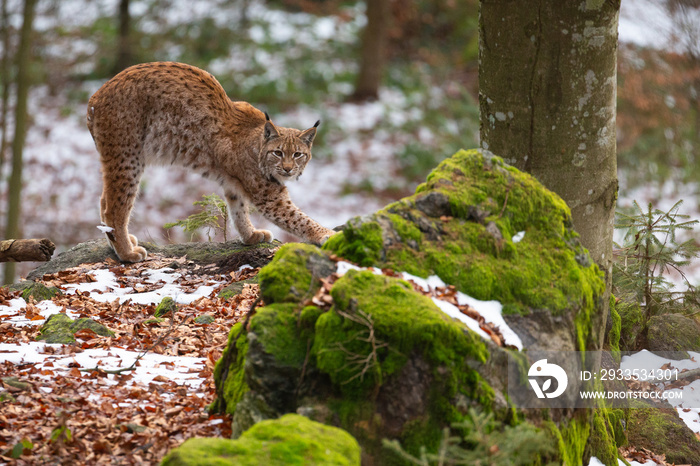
[0,238,54,262]
[4,0,36,284]
[479,0,620,350]
[351,0,390,101]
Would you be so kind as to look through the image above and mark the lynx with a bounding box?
[87,62,335,262]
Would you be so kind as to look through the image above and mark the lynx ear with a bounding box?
[299,120,319,146]
[264,116,280,140]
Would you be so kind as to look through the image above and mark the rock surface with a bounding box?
[38,312,115,344]
[211,149,615,464]
[26,239,277,280]
[646,313,700,354]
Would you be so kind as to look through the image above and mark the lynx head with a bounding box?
[259,113,319,183]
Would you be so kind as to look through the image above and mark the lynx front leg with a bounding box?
[224,190,273,244]
[99,164,147,262]
[253,187,334,246]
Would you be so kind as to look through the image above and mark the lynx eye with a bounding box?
[271,150,283,158]
[293,152,305,159]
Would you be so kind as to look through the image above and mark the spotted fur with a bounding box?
[87,61,334,262]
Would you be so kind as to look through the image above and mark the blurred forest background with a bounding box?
[0,0,698,283]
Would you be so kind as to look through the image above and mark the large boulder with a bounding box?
[211,149,613,464]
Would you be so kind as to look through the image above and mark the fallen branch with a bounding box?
[0,238,55,262]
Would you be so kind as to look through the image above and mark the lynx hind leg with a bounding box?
[99,161,147,262]
[224,190,273,244]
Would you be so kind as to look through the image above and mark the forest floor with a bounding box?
[0,248,697,464]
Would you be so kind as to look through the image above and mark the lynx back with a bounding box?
[87,61,334,262]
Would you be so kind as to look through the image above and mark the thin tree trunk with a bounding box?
[112,0,131,75]
[479,0,620,350]
[351,0,390,101]
[0,0,11,174]
[4,0,37,284]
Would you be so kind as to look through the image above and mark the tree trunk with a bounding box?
[4,0,37,284]
[112,0,131,75]
[351,0,390,101]
[479,0,620,349]
[0,238,54,262]
[0,0,11,174]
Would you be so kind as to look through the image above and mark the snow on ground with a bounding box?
[621,350,700,434]
[0,263,225,400]
[0,341,207,398]
[61,267,220,306]
[335,261,523,350]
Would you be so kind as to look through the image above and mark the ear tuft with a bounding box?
[299,125,317,146]
[264,120,280,140]
[313,120,320,128]
[264,112,271,121]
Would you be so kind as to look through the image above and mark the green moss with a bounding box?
[607,296,621,360]
[617,301,643,351]
[315,269,491,406]
[258,243,332,304]
[324,149,605,333]
[588,409,618,466]
[386,213,423,244]
[154,297,177,317]
[627,401,700,464]
[323,218,383,266]
[218,277,258,300]
[249,303,308,367]
[212,323,250,415]
[17,282,61,302]
[162,414,360,466]
[547,416,590,466]
[194,314,215,325]
[37,313,115,344]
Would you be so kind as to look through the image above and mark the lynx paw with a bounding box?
[117,246,148,263]
[243,229,273,245]
[315,229,336,246]
[129,234,139,247]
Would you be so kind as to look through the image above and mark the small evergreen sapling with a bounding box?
[382,408,556,465]
[164,194,229,242]
[613,200,700,322]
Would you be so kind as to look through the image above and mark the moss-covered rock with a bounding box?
[161,414,360,466]
[627,401,700,464]
[12,282,62,302]
[209,149,612,465]
[218,276,257,300]
[646,313,700,354]
[324,149,604,324]
[193,314,215,325]
[257,243,334,303]
[154,297,177,318]
[37,313,114,344]
[26,238,276,280]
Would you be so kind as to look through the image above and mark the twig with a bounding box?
[498,183,513,218]
[81,307,181,374]
[295,338,313,399]
[323,308,388,387]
